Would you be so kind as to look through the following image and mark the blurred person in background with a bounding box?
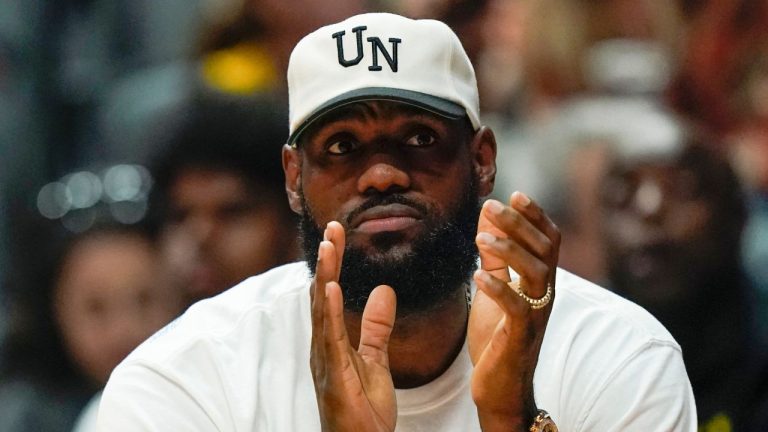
[518,101,684,284]
[489,0,685,283]
[519,0,682,115]
[597,135,766,431]
[99,0,369,167]
[386,0,527,121]
[669,0,768,325]
[0,221,181,432]
[149,93,300,307]
[197,0,366,97]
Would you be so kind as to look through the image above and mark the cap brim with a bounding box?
[288,87,467,146]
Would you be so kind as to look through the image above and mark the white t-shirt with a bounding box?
[98,262,696,431]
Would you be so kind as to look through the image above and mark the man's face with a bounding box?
[599,152,734,307]
[162,168,295,303]
[284,101,496,315]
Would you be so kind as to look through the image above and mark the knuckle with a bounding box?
[538,238,553,258]
[552,227,562,245]
[531,262,549,284]
[506,210,523,229]
[529,205,543,222]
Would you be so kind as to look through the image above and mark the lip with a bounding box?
[625,243,671,279]
[350,203,424,234]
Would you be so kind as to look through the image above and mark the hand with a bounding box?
[310,221,398,432]
[468,192,560,431]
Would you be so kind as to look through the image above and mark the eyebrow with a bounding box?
[314,103,373,127]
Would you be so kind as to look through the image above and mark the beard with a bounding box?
[299,177,481,317]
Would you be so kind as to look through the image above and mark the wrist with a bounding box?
[476,413,526,432]
[476,390,538,432]
[477,402,538,432]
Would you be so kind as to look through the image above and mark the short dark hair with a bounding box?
[149,93,292,229]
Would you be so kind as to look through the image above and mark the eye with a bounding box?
[167,207,189,225]
[326,139,360,155]
[669,169,702,201]
[601,172,635,209]
[404,132,436,147]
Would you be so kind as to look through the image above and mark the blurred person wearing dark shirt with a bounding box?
[670,0,768,327]
[598,137,766,431]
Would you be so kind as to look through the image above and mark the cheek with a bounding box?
[58,304,114,380]
[665,203,712,243]
[219,215,292,275]
[302,175,357,223]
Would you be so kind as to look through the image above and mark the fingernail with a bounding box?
[324,223,332,241]
[318,240,330,259]
[476,232,495,245]
[486,199,504,215]
[513,191,531,206]
[474,269,492,284]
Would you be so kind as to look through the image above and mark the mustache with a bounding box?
[344,194,429,227]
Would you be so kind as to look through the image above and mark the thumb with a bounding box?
[358,285,397,367]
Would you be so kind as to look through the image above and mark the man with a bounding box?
[598,137,767,430]
[149,94,300,306]
[99,13,696,431]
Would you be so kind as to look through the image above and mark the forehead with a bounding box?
[609,145,720,181]
[170,167,265,202]
[59,233,154,288]
[298,100,469,145]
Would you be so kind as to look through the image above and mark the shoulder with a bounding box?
[536,269,696,431]
[542,268,682,372]
[121,261,312,369]
[99,262,315,430]
[549,268,677,346]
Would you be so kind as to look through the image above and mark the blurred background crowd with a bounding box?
[0,0,767,431]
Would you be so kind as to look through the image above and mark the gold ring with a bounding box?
[507,280,552,310]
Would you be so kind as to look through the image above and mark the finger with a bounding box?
[473,269,526,318]
[473,270,530,354]
[509,191,561,256]
[311,240,336,373]
[481,198,553,262]
[313,240,337,315]
[475,232,550,295]
[476,206,511,282]
[324,221,346,281]
[358,285,397,368]
[323,281,354,378]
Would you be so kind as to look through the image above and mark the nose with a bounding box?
[632,179,664,221]
[187,213,218,247]
[357,160,411,195]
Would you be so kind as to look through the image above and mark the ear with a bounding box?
[470,126,497,197]
[282,144,303,214]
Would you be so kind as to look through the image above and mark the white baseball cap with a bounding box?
[287,12,480,145]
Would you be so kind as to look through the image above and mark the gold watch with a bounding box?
[529,409,558,432]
